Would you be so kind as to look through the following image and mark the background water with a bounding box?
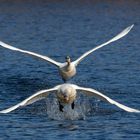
[0,0,140,139]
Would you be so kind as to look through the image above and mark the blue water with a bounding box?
[0,0,140,139]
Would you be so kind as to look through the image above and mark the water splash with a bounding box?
[44,94,97,120]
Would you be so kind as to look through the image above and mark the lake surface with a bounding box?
[0,0,140,139]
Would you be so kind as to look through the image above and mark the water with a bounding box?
[0,0,140,139]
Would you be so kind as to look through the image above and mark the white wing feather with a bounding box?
[0,41,62,67]
[0,86,60,113]
[73,25,134,66]
[76,86,140,113]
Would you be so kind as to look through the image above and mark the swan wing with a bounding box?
[0,41,62,67]
[75,86,140,113]
[73,25,134,66]
[0,85,60,113]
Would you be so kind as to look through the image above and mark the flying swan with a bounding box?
[0,25,134,82]
[0,83,139,113]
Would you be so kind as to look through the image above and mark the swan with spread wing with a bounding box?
[0,83,139,113]
[0,25,134,82]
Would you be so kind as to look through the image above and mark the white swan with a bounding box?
[0,83,139,113]
[0,25,134,82]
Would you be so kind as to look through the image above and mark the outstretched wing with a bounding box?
[75,85,140,113]
[73,25,134,66]
[0,41,62,67]
[0,85,60,113]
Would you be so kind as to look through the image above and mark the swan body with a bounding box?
[0,25,134,81]
[59,62,76,81]
[0,83,139,113]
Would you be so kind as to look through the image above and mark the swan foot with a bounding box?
[71,102,75,109]
[59,102,64,112]
[59,102,75,112]
[62,78,67,83]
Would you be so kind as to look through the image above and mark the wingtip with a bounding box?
[129,24,134,30]
[133,109,140,113]
[128,108,140,113]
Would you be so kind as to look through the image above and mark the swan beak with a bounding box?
[64,96,69,101]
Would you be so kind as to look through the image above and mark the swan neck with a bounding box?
[65,61,71,71]
[67,61,71,66]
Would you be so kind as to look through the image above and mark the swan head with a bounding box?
[57,84,76,104]
[65,56,71,64]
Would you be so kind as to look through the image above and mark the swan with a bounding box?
[0,25,134,82]
[0,83,139,113]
